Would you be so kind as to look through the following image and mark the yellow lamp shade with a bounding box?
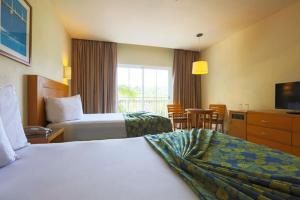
[192,61,208,75]
[64,66,72,80]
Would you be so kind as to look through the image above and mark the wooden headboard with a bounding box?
[27,75,69,126]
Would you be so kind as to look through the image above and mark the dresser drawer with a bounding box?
[247,125,292,145]
[247,112,292,131]
[292,147,300,157]
[293,132,300,147]
[229,124,246,139]
[247,135,292,154]
[293,118,300,132]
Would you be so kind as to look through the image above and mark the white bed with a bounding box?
[47,113,127,141]
[28,76,129,142]
[28,76,171,142]
[0,137,198,200]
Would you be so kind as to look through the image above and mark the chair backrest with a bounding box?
[209,104,226,119]
[167,104,184,116]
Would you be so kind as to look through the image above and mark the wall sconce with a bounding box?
[64,66,71,80]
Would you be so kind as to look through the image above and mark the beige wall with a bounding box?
[117,43,173,67]
[0,0,71,124]
[201,1,300,114]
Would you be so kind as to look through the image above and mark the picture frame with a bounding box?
[0,0,32,66]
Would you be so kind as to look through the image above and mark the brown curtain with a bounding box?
[173,49,201,109]
[71,39,117,113]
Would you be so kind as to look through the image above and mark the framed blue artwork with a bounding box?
[0,0,31,66]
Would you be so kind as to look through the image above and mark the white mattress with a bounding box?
[48,113,127,141]
[0,137,198,200]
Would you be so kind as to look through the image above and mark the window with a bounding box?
[117,64,172,116]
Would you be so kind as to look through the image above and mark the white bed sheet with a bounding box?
[48,113,127,141]
[0,137,198,200]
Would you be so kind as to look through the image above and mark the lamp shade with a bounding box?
[192,61,208,75]
[64,66,71,79]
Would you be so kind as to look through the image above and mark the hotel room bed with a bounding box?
[47,112,172,141]
[2,129,300,200]
[47,113,127,141]
[27,75,172,141]
[0,137,198,200]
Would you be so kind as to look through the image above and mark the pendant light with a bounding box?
[192,33,208,75]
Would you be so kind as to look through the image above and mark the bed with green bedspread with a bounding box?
[123,111,172,137]
[145,129,300,200]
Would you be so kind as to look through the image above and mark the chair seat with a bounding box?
[167,104,189,131]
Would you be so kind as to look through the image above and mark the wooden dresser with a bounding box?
[229,110,300,156]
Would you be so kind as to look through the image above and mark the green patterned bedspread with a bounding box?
[123,112,172,137]
[145,129,300,200]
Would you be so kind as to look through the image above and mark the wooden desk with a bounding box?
[185,109,214,129]
[27,128,64,144]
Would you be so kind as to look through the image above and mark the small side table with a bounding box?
[27,128,64,144]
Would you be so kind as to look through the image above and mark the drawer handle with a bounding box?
[261,120,269,123]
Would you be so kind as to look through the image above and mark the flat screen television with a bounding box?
[275,81,300,113]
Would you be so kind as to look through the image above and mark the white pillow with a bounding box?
[0,85,28,150]
[45,95,84,123]
[0,116,17,168]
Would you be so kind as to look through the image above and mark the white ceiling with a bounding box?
[51,0,297,50]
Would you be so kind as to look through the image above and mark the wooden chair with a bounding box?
[186,109,214,130]
[167,104,188,131]
[209,104,226,132]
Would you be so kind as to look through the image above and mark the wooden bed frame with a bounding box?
[27,75,69,126]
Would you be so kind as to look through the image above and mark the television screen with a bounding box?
[275,81,300,110]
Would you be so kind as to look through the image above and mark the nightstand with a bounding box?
[27,128,64,144]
